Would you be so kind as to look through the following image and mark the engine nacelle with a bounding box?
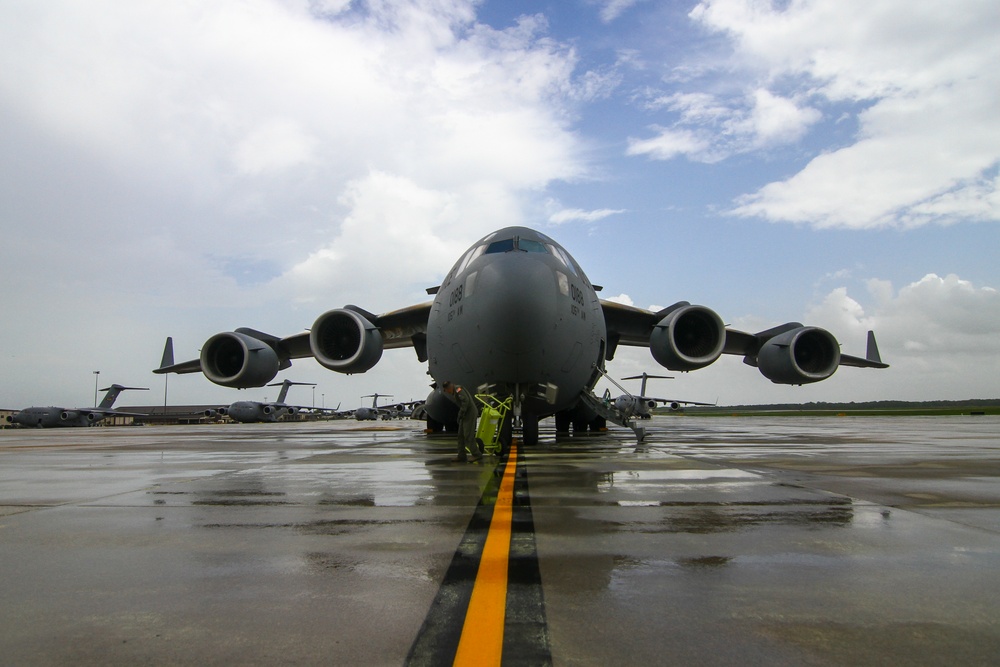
[422,388,458,426]
[200,331,280,388]
[60,410,80,421]
[650,304,726,371]
[757,326,841,384]
[310,309,383,374]
[204,409,218,418]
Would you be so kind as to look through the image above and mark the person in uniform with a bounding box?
[442,381,483,463]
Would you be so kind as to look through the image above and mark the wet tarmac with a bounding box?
[2,416,999,665]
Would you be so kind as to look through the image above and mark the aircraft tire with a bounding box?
[554,412,571,435]
[521,415,539,447]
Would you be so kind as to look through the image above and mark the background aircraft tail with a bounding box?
[97,384,149,409]
[266,379,316,404]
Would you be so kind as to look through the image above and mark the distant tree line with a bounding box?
[686,399,1000,412]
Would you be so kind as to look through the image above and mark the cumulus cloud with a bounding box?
[597,0,644,23]
[599,273,1000,405]
[0,0,591,406]
[0,1,584,258]
[801,273,1000,399]
[628,88,820,162]
[548,207,626,224]
[630,0,1000,229]
[604,293,634,306]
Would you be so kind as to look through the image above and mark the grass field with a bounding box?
[666,402,1000,417]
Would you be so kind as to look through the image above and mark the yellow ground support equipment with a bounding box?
[474,394,512,455]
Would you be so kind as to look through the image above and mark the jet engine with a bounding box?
[310,309,383,374]
[200,331,280,388]
[60,410,80,422]
[650,304,726,371]
[422,388,458,427]
[756,326,841,384]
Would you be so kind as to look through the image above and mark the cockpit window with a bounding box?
[484,238,515,254]
[484,236,552,254]
[547,243,578,276]
[455,244,485,274]
[518,239,547,253]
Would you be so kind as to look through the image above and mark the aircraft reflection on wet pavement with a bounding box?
[155,226,888,445]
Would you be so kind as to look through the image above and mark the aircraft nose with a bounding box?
[476,255,557,355]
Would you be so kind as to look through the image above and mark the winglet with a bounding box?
[159,337,175,369]
[866,330,882,364]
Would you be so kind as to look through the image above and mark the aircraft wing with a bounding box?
[600,300,663,349]
[156,302,434,377]
[647,396,716,407]
[600,299,889,369]
[601,299,760,357]
[88,409,149,418]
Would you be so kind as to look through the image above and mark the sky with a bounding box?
[1,0,998,412]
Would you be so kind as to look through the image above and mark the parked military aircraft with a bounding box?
[203,379,316,423]
[353,394,424,420]
[611,373,715,419]
[354,393,392,421]
[155,226,888,445]
[6,384,148,427]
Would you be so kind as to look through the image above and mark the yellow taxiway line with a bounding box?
[453,443,519,666]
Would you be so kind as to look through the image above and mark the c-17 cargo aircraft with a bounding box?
[155,226,887,445]
[609,373,716,420]
[353,393,393,421]
[203,379,317,423]
[352,394,425,421]
[6,384,148,428]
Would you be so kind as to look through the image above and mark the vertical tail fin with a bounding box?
[98,385,124,409]
[275,379,293,404]
[159,337,175,369]
[97,385,149,409]
[266,380,316,405]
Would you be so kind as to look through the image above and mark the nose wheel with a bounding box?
[519,414,539,447]
[510,388,539,448]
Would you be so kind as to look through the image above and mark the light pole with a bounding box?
[93,370,100,407]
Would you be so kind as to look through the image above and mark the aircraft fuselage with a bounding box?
[7,407,99,428]
[426,227,605,418]
[224,401,294,423]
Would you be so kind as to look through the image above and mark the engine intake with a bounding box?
[757,326,840,384]
[650,304,726,371]
[310,309,384,373]
[200,331,280,388]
